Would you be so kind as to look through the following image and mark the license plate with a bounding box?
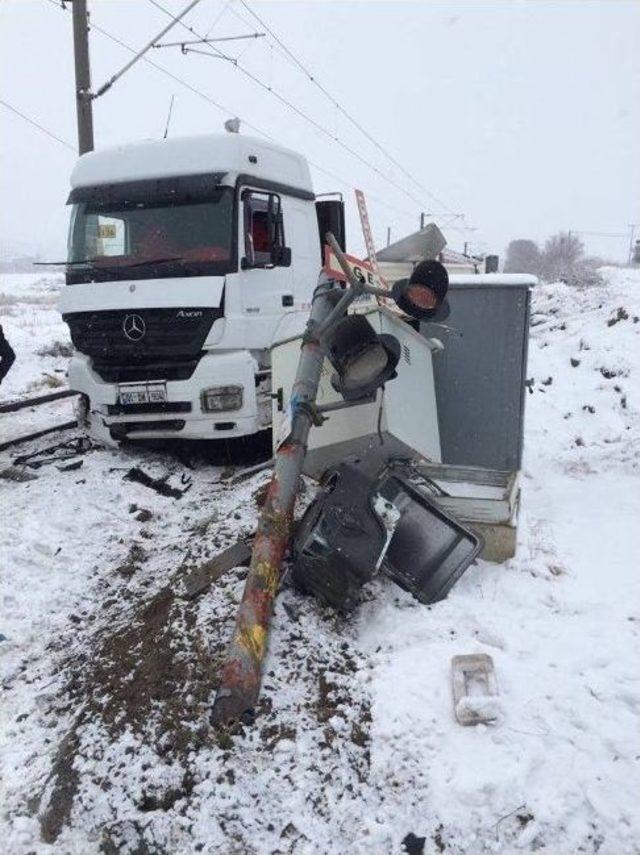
[119,384,167,406]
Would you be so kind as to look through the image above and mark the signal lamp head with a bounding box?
[324,314,401,401]
[392,259,449,320]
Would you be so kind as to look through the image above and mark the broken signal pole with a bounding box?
[211,234,404,726]
[210,269,343,726]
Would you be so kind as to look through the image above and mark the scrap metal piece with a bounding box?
[223,458,274,485]
[181,541,252,600]
[12,436,91,468]
[451,653,500,726]
[375,223,447,263]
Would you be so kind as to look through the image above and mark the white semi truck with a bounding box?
[59,131,346,445]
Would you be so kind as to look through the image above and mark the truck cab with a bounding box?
[59,132,343,445]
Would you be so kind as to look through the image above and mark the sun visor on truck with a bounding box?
[67,172,229,206]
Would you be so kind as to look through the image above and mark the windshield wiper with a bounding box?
[34,259,97,266]
[34,256,183,268]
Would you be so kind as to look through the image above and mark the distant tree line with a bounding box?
[504,232,604,285]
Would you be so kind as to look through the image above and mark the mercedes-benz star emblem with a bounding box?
[123,313,146,342]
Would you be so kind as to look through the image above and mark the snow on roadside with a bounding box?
[356,266,640,852]
[0,273,71,401]
[1,267,639,854]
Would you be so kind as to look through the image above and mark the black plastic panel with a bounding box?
[64,307,220,363]
[93,358,200,383]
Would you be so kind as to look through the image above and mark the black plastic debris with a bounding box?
[402,832,426,855]
[0,466,39,482]
[376,465,483,604]
[56,459,84,473]
[292,456,391,612]
[291,455,482,611]
[123,466,192,499]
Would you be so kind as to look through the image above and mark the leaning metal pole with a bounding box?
[211,272,344,725]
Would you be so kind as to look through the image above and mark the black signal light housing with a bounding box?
[392,259,450,321]
[324,314,401,401]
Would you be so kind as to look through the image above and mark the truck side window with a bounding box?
[243,190,285,266]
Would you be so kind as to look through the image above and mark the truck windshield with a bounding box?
[66,188,234,283]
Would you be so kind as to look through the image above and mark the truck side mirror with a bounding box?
[316,198,346,256]
[271,245,292,267]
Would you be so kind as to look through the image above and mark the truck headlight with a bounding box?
[200,385,243,413]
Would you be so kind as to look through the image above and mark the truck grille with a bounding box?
[92,359,200,383]
[63,307,221,363]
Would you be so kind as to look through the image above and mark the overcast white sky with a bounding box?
[1,0,639,263]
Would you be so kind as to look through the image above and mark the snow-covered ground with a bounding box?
[0,273,75,441]
[1,268,639,854]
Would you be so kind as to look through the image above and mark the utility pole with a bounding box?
[386,226,391,247]
[420,212,426,230]
[72,0,94,154]
[628,224,639,265]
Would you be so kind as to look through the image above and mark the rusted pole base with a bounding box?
[211,276,341,726]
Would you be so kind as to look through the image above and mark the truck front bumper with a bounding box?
[69,351,270,445]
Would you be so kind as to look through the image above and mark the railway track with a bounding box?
[0,388,78,414]
[0,389,79,452]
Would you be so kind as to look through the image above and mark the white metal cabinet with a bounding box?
[271,306,442,479]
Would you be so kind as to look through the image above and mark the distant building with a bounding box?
[375,224,479,282]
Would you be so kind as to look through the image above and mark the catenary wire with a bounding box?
[40,0,456,240]
[0,97,76,152]
[145,0,465,222]
[237,0,466,222]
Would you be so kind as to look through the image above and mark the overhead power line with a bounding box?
[573,230,628,239]
[236,0,465,223]
[93,0,203,99]
[40,0,418,228]
[154,33,265,49]
[0,97,76,152]
[146,0,457,218]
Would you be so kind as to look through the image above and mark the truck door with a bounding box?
[239,189,293,320]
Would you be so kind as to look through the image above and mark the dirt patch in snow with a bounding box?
[37,725,82,844]
[37,572,225,842]
[36,530,375,850]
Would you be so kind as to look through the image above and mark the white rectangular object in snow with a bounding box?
[451,653,500,726]
[271,306,441,479]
